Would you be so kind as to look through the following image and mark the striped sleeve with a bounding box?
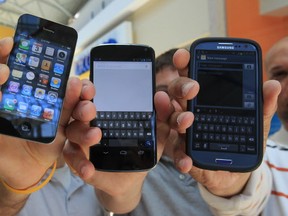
[261,140,288,216]
[198,162,272,216]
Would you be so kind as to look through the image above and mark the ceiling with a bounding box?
[0,0,89,28]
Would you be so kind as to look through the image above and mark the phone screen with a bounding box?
[0,14,77,143]
[90,45,157,171]
[187,38,263,172]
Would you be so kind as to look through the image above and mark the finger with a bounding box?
[80,78,95,100]
[72,100,96,122]
[0,64,9,85]
[65,120,102,151]
[169,111,194,133]
[174,149,193,173]
[262,80,282,143]
[168,77,199,110]
[173,48,190,77]
[0,37,13,63]
[63,141,96,180]
[154,91,175,122]
[59,77,82,127]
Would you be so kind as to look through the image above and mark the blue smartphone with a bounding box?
[187,37,263,172]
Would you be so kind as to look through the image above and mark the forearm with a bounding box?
[0,183,29,216]
[199,162,271,216]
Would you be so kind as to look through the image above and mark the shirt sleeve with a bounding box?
[198,162,271,216]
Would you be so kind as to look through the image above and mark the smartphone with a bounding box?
[90,44,157,171]
[186,37,263,172]
[0,14,77,143]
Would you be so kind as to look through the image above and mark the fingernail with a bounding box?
[177,159,186,168]
[177,114,184,125]
[80,165,88,177]
[182,82,194,96]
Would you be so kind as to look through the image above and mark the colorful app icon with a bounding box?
[41,60,51,71]
[12,69,23,78]
[15,53,27,65]
[34,88,46,99]
[43,108,54,120]
[57,50,67,60]
[32,42,43,54]
[39,74,49,85]
[50,77,61,88]
[53,63,64,74]
[28,56,40,68]
[47,91,58,103]
[17,102,28,113]
[19,39,30,50]
[26,71,35,81]
[4,98,17,111]
[8,81,20,93]
[21,84,33,96]
[30,105,42,117]
[45,47,55,57]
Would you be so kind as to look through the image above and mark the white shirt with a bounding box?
[17,164,105,216]
[200,127,288,215]
[262,127,288,216]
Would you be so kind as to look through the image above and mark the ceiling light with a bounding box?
[74,13,80,19]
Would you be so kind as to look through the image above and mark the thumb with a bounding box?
[263,80,282,146]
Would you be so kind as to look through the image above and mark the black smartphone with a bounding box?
[0,14,77,143]
[187,37,263,172]
[90,44,157,171]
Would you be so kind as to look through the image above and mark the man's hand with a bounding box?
[170,48,281,197]
[62,67,198,214]
[0,37,94,215]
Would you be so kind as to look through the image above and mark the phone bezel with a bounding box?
[89,44,157,172]
[186,37,263,172]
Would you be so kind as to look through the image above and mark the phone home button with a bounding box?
[215,158,233,165]
[19,122,32,133]
[120,150,128,156]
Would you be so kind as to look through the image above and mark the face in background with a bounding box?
[156,66,180,158]
[265,37,288,130]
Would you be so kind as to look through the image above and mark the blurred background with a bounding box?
[0,0,285,133]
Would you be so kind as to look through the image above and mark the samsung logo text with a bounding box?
[217,46,234,50]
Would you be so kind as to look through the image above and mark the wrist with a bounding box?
[1,161,57,195]
[1,158,55,190]
[206,173,251,197]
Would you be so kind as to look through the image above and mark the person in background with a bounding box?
[259,36,288,215]
[63,47,281,215]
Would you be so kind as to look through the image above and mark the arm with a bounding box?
[0,184,28,216]
[63,69,197,213]
[0,37,89,214]
[199,162,272,216]
[171,49,281,215]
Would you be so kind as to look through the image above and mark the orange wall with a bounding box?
[0,25,14,39]
[226,0,288,80]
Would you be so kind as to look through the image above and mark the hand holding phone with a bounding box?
[0,14,77,143]
[90,44,157,171]
[186,37,263,172]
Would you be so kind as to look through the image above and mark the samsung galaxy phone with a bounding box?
[187,37,263,172]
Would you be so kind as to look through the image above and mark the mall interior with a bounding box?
[0,0,286,132]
